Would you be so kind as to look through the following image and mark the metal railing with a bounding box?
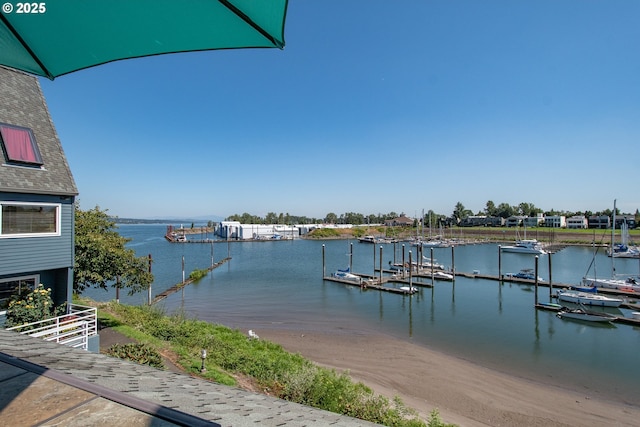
[6,304,97,351]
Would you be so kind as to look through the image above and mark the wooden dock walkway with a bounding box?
[324,268,640,327]
[151,257,231,304]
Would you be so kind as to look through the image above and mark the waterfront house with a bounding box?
[566,216,588,229]
[505,216,526,227]
[543,215,566,228]
[615,215,636,230]
[588,215,610,229]
[0,67,78,321]
[384,215,414,227]
[523,214,544,228]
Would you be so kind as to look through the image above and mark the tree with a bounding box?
[74,205,153,295]
[452,202,471,221]
[324,212,338,224]
[485,200,497,217]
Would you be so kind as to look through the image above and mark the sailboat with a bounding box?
[608,220,640,258]
[581,200,640,292]
[501,223,546,255]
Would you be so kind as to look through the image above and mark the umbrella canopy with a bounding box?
[0,0,288,80]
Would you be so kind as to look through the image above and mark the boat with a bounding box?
[608,221,640,258]
[432,271,454,280]
[332,267,361,283]
[358,235,377,244]
[537,302,563,310]
[389,260,445,271]
[581,276,640,292]
[583,200,640,290]
[501,239,546,255]
[418,239,451,248]
[556,289,623,307]
[399,286,418,293]
[506,269,544,282]
[501,224,546,254]
[556,305,617,323]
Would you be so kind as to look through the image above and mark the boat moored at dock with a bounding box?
[556,289,623,307]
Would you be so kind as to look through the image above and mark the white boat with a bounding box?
[358,235,377,244]
[399,286,418,293]
[581,276,640,292]
[556,289,623,307]
[333,267,361,283]
[584,200,640,290]
[432,271,454,280]
[419,239,451,248]
[608,221,640,258]
[501,239,546,255]
[556,305,617,323]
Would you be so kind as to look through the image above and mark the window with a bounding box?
[0,275,38,312]
[0,202,60,237]
[0,123,43,166]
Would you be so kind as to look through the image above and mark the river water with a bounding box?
[85,224,640,405]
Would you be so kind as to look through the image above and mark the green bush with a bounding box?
[189,268,209,281]
[106,343,164,369]
[5,284,63,328]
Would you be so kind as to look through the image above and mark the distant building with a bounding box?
[615,216,636,229]
[523,214,544,228]
[588,215,610,229]
[384,215,414,227]
[459,215,486,227]
[505,216,526,227]
[566,216,588,229]
[215,222,297,239]
[543,215,566,228]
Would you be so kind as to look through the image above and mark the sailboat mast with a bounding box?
[612,199,616,275]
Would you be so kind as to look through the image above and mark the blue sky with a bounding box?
[39,1,640,220]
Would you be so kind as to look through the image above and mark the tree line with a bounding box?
[225,200,640,229]
[226,201,640,227]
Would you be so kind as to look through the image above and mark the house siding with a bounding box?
[0,67,77,309]
[0,204,73,273]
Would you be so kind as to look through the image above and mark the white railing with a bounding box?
[6,304,97,351]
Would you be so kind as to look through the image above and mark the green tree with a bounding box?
[485,200,497,216]
[452,202,471,222]
[324,212,338,224]
[74,205,153,295]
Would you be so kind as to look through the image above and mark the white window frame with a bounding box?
[0,274,40,314]
[0,201,61,238]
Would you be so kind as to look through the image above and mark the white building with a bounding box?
[215,222,298,240]
[566,216,588,229]
[544,215,566,228]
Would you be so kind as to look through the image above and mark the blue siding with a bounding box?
[0,194,74,276]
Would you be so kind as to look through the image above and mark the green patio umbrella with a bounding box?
[0,0,288,80]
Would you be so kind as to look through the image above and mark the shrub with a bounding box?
[189,268,209,281]
[5,284,61,328]
[106,343,164,369]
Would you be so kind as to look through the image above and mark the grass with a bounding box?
[91,300,448,426]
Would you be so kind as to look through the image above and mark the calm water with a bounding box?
[86,224,640,405]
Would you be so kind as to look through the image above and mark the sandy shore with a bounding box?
[258,328,640,427]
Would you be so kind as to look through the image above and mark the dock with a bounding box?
[151,257,230,304]
[323,272,432,295]
[324,267,640,327]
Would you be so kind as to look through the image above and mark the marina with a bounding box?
[85,224,640,407]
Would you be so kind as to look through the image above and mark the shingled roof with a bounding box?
[0,66,78,196]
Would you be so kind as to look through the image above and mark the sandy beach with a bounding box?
[258,328,640,427]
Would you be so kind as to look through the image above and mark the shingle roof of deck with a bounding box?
[0,329,380,426]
